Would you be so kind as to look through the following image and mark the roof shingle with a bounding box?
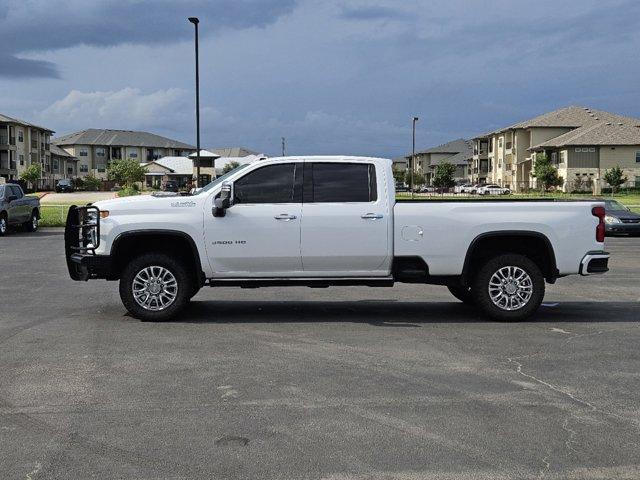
[53,128,195,149]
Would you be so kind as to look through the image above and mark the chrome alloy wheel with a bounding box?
[0,217,6,234]
[488,266,533,311]
[132,266,178,311]
[32,215,38,230]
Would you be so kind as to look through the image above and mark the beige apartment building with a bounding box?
[1,113,55,188]
[53,129,195,180]
[474,106,640,191]
[409,138,473,185]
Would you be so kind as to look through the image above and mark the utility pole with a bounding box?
[281,137,286,157]
[411,116,419,200]
[188,17,201,187]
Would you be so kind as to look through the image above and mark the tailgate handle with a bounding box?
[361,213,383,220]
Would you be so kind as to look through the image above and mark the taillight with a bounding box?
[592,206,605,242]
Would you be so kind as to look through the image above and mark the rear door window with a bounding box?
[308,163,377,203]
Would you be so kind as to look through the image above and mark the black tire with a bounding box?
[23,210,38,232]
[472,254,545,321]
[119,253,192,321]
[0,213,7,236]
[189,284,201,301]
[447,285,475,305]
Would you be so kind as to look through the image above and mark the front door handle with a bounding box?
[274,213,297,221]
[361,213,383,220]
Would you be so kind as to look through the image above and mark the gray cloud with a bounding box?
[0,0,299,78]
[0,54,60,78]
[340,5,409,21]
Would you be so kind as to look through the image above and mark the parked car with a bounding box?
[454,184,478,194]
[163,180,179,192]
[395,182,409,192]
[66,156,609,322]
[478,184,511,195]
[604,199,640,236]
[55,179,75,193]
[418,186,436,193]
[0,183,40,235]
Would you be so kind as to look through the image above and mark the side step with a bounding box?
[207,276,394,288]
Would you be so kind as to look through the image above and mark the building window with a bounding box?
[636,151,640,163]
[52,159,59,171]
[80,165,89,173]
[79,149,88,157]
[18,130,23,142]
[128,152,138,158]
[498,138,503,148]
[68,166,74,174]
[97,164,106,173]
[96,147,106,157]
[19,154,24,166]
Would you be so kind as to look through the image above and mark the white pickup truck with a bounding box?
[65,156,609,321]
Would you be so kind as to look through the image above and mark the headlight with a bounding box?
[605,215,621,224]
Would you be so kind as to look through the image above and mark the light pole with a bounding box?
[188,16,201,187]
[411,116,419,199]
[281,137,286,157]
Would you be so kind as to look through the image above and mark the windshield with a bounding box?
[198,164,251,193]
[605,200,628,211]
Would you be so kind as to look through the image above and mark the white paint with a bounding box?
[25,462,42,480]
[550,327,572,335]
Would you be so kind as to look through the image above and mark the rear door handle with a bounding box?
[274,213,297,221]
[361,213,383,220]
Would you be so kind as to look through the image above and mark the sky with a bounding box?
[1,0,640,158]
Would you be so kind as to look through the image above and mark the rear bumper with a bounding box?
[606,223,640,236]
[68,253,113,281]
[579,251,610,275]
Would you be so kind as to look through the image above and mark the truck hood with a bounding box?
[92,193,198,212]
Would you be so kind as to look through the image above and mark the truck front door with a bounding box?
[204,161,303,276]
[300,161,391,276]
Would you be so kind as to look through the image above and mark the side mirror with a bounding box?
[213,182,232,217]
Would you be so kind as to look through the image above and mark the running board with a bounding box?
[207,276,394,288]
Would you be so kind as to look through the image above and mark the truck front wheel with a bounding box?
[119,253,192,321]
[472,254,545,321]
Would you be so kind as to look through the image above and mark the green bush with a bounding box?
[84,175,102,191]
[117,186,140,197]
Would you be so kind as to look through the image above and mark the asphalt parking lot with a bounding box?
[1,231,639,479]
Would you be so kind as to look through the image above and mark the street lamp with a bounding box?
[188,16,201,187]
[411,116,419,199]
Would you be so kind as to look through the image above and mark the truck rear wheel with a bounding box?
[24,210,38,232]
[447,286,474,305]
[0,213,7,236]
[119,253,192,321]
[472,254,545,321]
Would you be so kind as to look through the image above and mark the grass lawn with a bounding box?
[39,205,71,227]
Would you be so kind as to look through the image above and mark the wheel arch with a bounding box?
[461,230,558,285]
[110,229,205,287]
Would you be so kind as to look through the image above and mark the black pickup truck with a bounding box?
[0,183,40,235]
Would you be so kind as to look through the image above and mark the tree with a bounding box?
[223,161,241,174]
[107,159,147,187]
[604,166,627,195]
[531,154,563,192]
[20,164,41,190]
[392,165,405,183]
[83,175,102,191]
[432,162,457,189]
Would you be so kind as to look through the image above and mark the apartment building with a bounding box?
[474,106,640,191]
[409,138,473,185]
[1,113,54,188]
[50,144,79,180]
[53,129,195,179]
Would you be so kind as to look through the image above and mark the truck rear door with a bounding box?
[300,161,391,276]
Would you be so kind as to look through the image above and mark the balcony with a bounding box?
[31,140,38,150]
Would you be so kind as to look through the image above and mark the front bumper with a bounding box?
[68,253,113,281]
[65,205,111,280]
[606,223,640,236]
[579,251,610,275]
